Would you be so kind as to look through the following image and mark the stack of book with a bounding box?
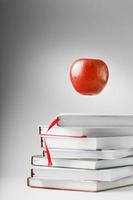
[27,114,133,192]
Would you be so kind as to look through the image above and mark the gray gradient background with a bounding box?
[1,0,133,182]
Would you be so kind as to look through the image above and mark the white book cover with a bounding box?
[39,125,133,137]
[32,155,133,169]
[42,148,133,160]
[27,176,133,192]
[56,114,133,127]
[31,165,133,181]
[41,135,133,150]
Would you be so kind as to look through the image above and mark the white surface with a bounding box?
[0,178,133,200]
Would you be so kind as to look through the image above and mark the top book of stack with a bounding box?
[56,114,133,127]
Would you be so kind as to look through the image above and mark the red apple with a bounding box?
[70,58,109,95]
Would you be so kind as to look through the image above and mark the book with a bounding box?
[31,155,133,169]
[31,165,133,181]
[41,135,133,150]
[39,126,133,137]
[56,114,133,127]
[27,176,133,192]
[42,148,133,159]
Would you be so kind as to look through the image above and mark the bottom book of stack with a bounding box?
[27,154,133,192]
[27,176,133,192]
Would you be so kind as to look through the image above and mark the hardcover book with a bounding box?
[31,165,133,181]
[27,176,133,192]
[39,126,133,137]
[41,135,133,150]
[32,155,133,169]
[56,114,133,127]
[42,148,133,159]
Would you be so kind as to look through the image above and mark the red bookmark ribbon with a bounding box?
[44,117,60,166]
[44,138,52,166]
[47,117,60,132]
